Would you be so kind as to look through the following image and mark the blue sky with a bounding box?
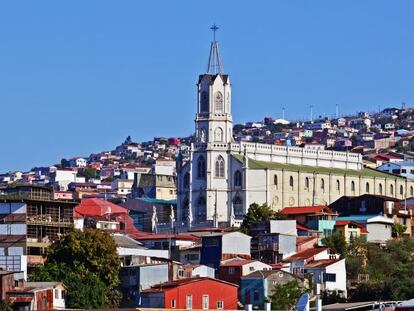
[1,1,414,172]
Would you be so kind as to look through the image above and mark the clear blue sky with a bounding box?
[1,1,414,172]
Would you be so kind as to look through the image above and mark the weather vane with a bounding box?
[210,23,219,41]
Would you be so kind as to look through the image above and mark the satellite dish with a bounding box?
[296,293,309,311]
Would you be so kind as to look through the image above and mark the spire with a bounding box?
[206,24,223,74]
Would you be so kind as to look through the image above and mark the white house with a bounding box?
[378,161,414,180]
[366,215,394,244]
[305,258,347,297]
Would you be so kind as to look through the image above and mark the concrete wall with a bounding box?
[222,232,251,256]
[367,223,392,243]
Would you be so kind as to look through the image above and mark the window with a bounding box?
[274,175,278,186]
[253,290,260,301]
[214,127,224,142]
[289,176,294,189]
[184,173,190,188]
[197,156,206,178]
[351,181,355,192]
[202,295,209,310]
[215,156,225,178]
[217,301,224,310]
[178,269,184,277]
[201,91,208,112]
[234,170,242,187]
[228,267,235,274]
[215,91,224,112]
[390,184,394,195]
[402,169,407,173]
[186,295,193,309]
[400,185,404,196]
[305,177,309,190]
[249,266,255,271]
[336,180,340,192]
[411,186,413,197]
[55,289,59,299]
[321,178,325,190]
[171,299,176,309]
[379,183,383,195]
[366,182,370,193]
[324,273,336,282]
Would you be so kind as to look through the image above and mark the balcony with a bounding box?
[26,215,72,227]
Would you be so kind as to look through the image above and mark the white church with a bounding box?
[176,28,412,229]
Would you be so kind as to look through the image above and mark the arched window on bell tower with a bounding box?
[214,127,224,142]
[215,156,225,178]
[214,91,223,113]
[200,91,209,113]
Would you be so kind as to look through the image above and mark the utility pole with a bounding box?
[213,189,218,228]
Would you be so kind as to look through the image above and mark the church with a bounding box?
[176,29,413,229]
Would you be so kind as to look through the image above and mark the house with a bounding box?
[304,258,347,297]
[334,220,368,242]
[7,282,66,310]
[112,234,169,266]
[120,263,170,307]
[0,271,24,300]
[75,198,144,238]
[336,215,394,243]
[281,206,337,244]
[141,277,238,310]
[0,185,77,277]
[219,258,272,286]
[330,194,411,236]
[69,157,87,168]
[199,232,251,273]
[179,264,215,279]
[240,270,308,307]
[378,161,414,181]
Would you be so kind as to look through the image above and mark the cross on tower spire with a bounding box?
[206,23,223,74]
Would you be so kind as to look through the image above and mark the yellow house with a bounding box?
[334,220,368,242]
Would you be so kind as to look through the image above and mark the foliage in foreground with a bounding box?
[30,228,121,309]
[269,280,308,310]
[240,203,287,235]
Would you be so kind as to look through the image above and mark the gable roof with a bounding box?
[75,198,128,217]
[284,247,328,262]
[142,277,238,293]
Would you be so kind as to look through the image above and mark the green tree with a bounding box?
[82,167,98,180]
[239,203,286,235]
[321,232,347,258]
[269,280,307,310]
[30,229,121,308]
[392,223,407,238]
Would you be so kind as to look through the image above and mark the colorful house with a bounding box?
[141,277,238,310]
[334,220,368,242]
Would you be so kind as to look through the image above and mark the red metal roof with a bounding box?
[141,277,238,293]
[75,198,128,217]
[281,206,333,215]
[296,224,311,231]
[305,258,342,268]
[284,247,328,262]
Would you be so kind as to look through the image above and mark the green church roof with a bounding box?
[232,154,403,180]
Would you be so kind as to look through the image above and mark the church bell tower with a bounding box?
[195,24,233,145]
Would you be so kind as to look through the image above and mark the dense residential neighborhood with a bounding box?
[3,18,414,311]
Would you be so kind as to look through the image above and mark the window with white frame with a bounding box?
[171,299,176,308]
[202,295,209,310]
[217,301,224,310]
[186,295,193,309]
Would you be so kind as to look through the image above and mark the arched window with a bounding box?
[366,182,370,193]
[351,181,355,192]
[182,197,189,221]
[321,178,325,190]
[234,195,242,205]
[274,175,278,186]
[400,185,404,196]
[411,186,413,197]
[379,183,383,195]
[184,172,190,188]
[200,91,208,112]
[215,156,225,178]
[214,91,223,113]
[234,170,242,187]
[214,127,224,142]
[336,180,340,192]
[289,176,294,189]
[197,156,206,178]
[305,177,309,190]
[390,184,394,195]
[199,128,207,143]
[197,196,206,206]
[233,195,243,217]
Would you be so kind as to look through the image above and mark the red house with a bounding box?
[141,277,238,310]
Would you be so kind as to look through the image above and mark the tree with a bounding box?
[81,167,98,180]
[392,223,407,238]
[269,280,306,310]
[239,203,286,235]
[30,229,121,308]
[321,232,347,258]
